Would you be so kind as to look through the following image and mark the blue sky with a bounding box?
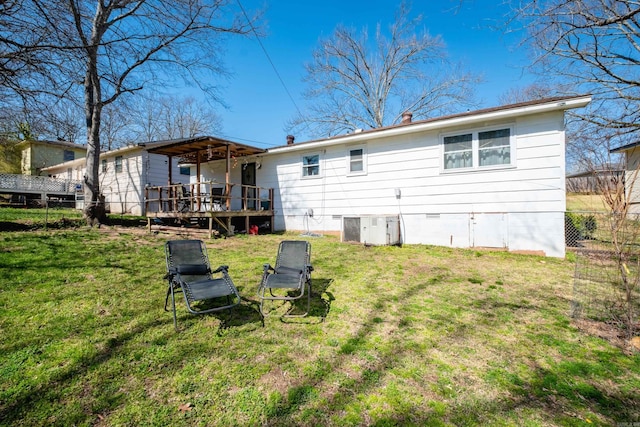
[207,0,535,148]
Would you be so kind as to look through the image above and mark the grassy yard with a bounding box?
[0,223,639,426]
[566,193,608,212]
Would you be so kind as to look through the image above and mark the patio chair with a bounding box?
[176,185,191,212]
[257,240,313,317]
[164,239,240,329]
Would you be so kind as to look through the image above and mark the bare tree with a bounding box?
[2,1,252,224]
[498,83,562,105]
[100,100,136,151]
[514,0,640,137]
[516,0,640,338]
[289,2,480,137]
[156,96,223,140]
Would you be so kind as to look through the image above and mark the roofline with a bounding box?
[610,141,640,153]
[17,139,86,150]
[267,95,592,154]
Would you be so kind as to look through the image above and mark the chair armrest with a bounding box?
[212,265,229,274]
[263,263,274,273]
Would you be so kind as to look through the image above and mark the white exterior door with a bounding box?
[470,213,507,248]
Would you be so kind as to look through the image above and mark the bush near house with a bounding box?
[566,212,598,245]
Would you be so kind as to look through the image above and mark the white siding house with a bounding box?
[44,144,187,215]
[200,96,590,257]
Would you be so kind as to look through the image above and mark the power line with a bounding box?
[235,0,303,117]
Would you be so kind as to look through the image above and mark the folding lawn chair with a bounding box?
[164,239,240,329]
[257,240,313,317]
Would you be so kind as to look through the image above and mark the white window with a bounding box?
[442,126,514,171]
[443,133,473,170]
[302,153,321,177]
[479,129,511,167]
[101,159,107,173]
[115,156,123,173]
[347,145,367,175]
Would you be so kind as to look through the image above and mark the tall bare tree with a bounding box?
[152,95,222,140]
[514,0,640,137]
[288,2,479,138]
[514,0,640,337]
[2,1,251,223]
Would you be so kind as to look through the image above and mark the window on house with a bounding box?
[101,159,107,173]
[443,127,513,171]
[444,134,473,170]
[348,146,366,175]
[63,150,75,162]
[302,154,320,177]
[479,129,511,167]
[115,156,123,173]
[179,166,190,176]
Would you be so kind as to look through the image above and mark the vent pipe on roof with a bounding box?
[286,135,295,145]
[401,111,413,124]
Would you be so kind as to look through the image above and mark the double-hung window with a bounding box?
[302,153,320,177]
[347,145,367,175]
[443,134,473,169]
[478,129,511,167]
[115,156,123,173]
[442,126,513,171]
[101,159,107,173]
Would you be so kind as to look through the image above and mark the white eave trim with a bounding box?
[267,96,592,154]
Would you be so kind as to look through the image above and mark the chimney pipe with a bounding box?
[286,135,295,145]
[401,111,413,124]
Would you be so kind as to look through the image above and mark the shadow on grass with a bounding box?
[273,278,334,324]
[260,270,640,426]
[167,295,265,334]
[216,297,265,334]
[0,317,171,426]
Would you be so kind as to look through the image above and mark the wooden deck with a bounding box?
[144,181,274,237]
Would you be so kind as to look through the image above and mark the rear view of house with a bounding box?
[251,96,590,257]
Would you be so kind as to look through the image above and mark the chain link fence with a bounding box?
[568,211,640,337]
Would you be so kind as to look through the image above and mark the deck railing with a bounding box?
[144,181,273,215]
[0,173,82,194]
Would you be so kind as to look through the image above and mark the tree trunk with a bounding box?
[83,55,106,227]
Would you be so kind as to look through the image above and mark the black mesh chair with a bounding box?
[258,240,313,317]
[164,239,240,329]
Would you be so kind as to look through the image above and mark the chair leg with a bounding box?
[164,286,171,311]
[171,285,178,331]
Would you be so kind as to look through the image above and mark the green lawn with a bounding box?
[566,193,608,212]
[0,224,638,426]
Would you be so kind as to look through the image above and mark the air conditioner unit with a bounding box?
[342,215,401,246]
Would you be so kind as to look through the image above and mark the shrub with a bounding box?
[566,212,598,245]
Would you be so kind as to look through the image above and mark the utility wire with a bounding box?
[235,0,303,117]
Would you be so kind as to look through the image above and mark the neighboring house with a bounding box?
[18,139,86,176]
[44,143,188,215]
[197,95,590,257]
[610,142,640,213]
